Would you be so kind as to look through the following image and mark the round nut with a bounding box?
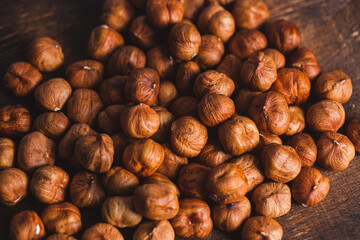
[102,166,139,196]
[257,132,283,151]
[34,112,70,139]
[100,76,128,105]
[98,105,126,135]
[133,220,175,240]
[157,143,188,180]
[194,34,225,69]
[234,89,262,115]
[171,96,199,118]
[147,44,177,78]
[0,168,28,206]
[151,106,175,143]
[157,81,179,107]
[65,60,104,89]
[101,0,135,32]
[0,105,31,137]
[82,223,123,240]
[0,138,15,169]
[178,163,211,199]
[288,47,321,81]
[197,139,232,168]
[287,132,317,167]
[229,29,267,60]
[284,106,305,136]
[129,15,161,50]
[146,0,184,28]
[232,0,270,29]
[241,216,283,240]
[194,70,235,98]
[9,210,46,240]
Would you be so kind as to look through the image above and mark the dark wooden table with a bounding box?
[0,0,359,239]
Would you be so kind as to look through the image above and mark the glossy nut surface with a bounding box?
[232,0,270,29]
[65,60,104,89]
[133,220,175,240]
[10,210,46,240]
[241,216,283,240]
[34,112,70,139]
[81,223,123,240]
[0,168,28,206]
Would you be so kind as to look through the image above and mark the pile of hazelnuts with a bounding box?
[1,0,359,239]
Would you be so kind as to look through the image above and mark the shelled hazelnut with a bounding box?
[234,89,262,115]
[257,132,282,151]
[176,61,200,96]
[0,168,28,206]
[34,112,69,139]
[151,106,175,143]
[101,0,135,32]
[197,139,232,168]
[9,210,46,240]
[178,163,211,199]
[107,46,146,76]
[241,216,283,240]
[194,34,225,69]
[182,0,204,21]
[171,96,199,117]
[65,60,104,89]
[102,166,139,196]
[346,118,360,153]
[216,54,242,88]
[157,81,179,106]
[97,105,126,134]
[263,48,285,69]
[133,220,175,240]
[100,76,128,105]
[287,132,317,167]
[284,106,305,136]
[229,29,267,60]
[111,133,133,166]
[232,0,270,30]
[144,173,180,191]
[156,143,188,180]
[82,223,123,240]
[194,70,235,98]
[46,233,77,240]
[146,0,184,28]
[0,138,15,169]
[288,47,321,81]
[129,16,161,50]
[0,105,31,137]
[147,44,177,78]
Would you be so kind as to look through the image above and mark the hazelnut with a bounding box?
[157,80,179,106]
[107,46,146,76]
[30,166,69,204]
[120,103,160,138]
[147,44,177,78]
[171,96,199,117]
[28,37,64,72]
[178,163,210,198]
[146,0,184,28]
[122,138,164,177]
[194,70,235,98]
[346,118,360,153]
[111,133,133,166]
[9,210,46,240]
[144,172,179,192]
[211,196,251,232]
[284,106,305,136]
[232,0,270,30]
[156,143,188,180]
[306,100,345,132]
[248,91,290,135]
[234,89,262,115]
[46,233,77,240]
[182,0,204,21]
[176,61,200,96]
[257,132,283,151]
[98,105,126,134]
[317,131,355,171]
[263,48,286,69]
[288,47,321,80]
[18,131,56,173]
[287,132,317,167]
[291,167,330,207]
[241,51,277,92]
[0,168,28,206]
[129,15,161,50]
[241,216,283,240]
[170,198,213,238]
[82,223,123,240]
[216,54,242,89]
[74,133,114,173]
[0,138,15,169]
[218,115,260,156]
[101,0,135,32]
[124,68,160,106]
[197,5,235,42]
[229,29,267,60]
[314,70,353,103]
[133,220,175,240]
[70,171,106,208]
[198,138,232,168]
[265,19,301,54]
[194,34,224,69]
[67,89,104,126]
[171,116,208,157]
[0,105,31,137]
[87,25,124,61]
[34,112,70,139]
[100,76,128,105]
[65,60,104,89]
[151,106,175,143]
[3,62,42,97]
[261,144,302,183]
[102,166,139,196]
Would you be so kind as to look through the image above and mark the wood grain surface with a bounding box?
[0,0,359,239]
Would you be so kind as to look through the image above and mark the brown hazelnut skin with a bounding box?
[124,68,160,106]
[30,166,69,204]
[97,104,126,134]
[218,115,260,156]
[306,100,345,132]
[34,112,70,139]
[133,220,175,240]
[198,139,232,168]
[257,132,283,151]
[248,91,290,135]
[216,54,242,89]
[9,210,46,240]
[0,168,28,206]
[0,105,31,137]
[144,173,180,192]
[234,89,262,115]
[111,133,133,166]
[317,131,355,171]
[265,19,301,54]
[18,131,56,173]
[285,106,305,136]
[263,48,286,69]
[287,132,317,167]
[261,144,302,183]
[241,51,277,92]
[87,25,124,62]
[102,166,139,196]
[314,70,353,103]
[178,163,211,199]
[74,133,114,173]
[67,89,104,126]
[157,80,179,107]
[3,62,43,97]
[129,15,161,50]
[65,60,104,89]
[46,233,77,240]
[182,0,204,21]
[170,198,213,239]
[107,46,146,76]
[347,118,360,153]
[206,0,234,5]
[291,167,330,207]
[288,47,321,80]
[241,216,283,240]
[194,70,235,98]
[232,0,270,30]
[146,0,184,28]
[100,76,128,105]
[151,106,175,143]
[229,29,267,60]
[157,143,188,180]
[171,116,208,157]
[0,138,15,169]
[147,45,177,78]
[171,96,199,118]
[120,103,160,138]
[82,223,123,240]
[194,34,224,69]
[29,37,64,72]
[176,61,200,96]
[101,0,135,32]
[70,171,106,208]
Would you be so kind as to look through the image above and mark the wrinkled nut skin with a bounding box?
[65,60,105,89]
[3,62,43,97]
[212,196,251,232]
[29,37,64,72]
[133,220,175,240]
[102,166,139,196]
[216,54,242,89]
[171,116,208,157]
[67,89,104,126]
[306,100,345,132]
[87,25,124,62]
[98,105,126,134]
[206,163,249,203]
[46,233,77,240]
[157,81,179,107]
[146,0,184,28]
[194,70,235,99]
[194,34,225,69]
[234,89,262,115]
[34,112,70,139]
[171,96,199,118]
[292,167,330,207]
[262,144,302,183]
[263,48,286,69]
[285,106,305,136]
[229,29,267,60]
[176,61,200,96]
[9,210,46,240]
[183,0,204,21]
[129,15,161,50]
[347,118,360,153]
[82,223,123,240]
[314,70,353,104]
[30,166,69,204]
[75,134,114,173]
[248,91,290,135]
[170,198,213,239]
[18,131,56,173]
[41,202,82,235]
[0,168,28,206]
[133,182,180,220]
[219,115,260,156]
[157,143,188,180]
[147,45,177,78]
[241,216,283,240]
[317,132,355,171]
[198,139,232,168]
[70,171,106,208]
[144,173,179,191]
[107,46,146,76]
[232,0,270,29]
[288,47,321,80]
[151,106,175,143]
[252,182,291,218]
[178,163,211,199]
[0,138,15,169]
[257,132,283,151]
[241,51,277,92]
[100,76,128,105]
[0,105,31,137]
[101,0,135,32]
[287,132,317,167]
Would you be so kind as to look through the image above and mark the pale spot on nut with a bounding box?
[301,203,308,207]
[54,107,60,111]
[83,66,92,70]
[101,24,109,29]
[35,224,40,235]
[260,231,275,240]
